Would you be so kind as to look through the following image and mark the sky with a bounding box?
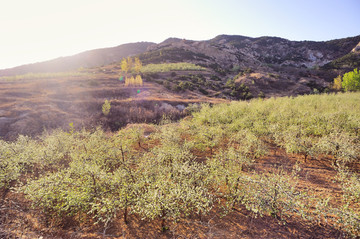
[0,0,359,70]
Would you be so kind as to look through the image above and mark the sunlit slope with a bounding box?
[1,92,359,238]
[0,68,224,140]
[0,42,154,76]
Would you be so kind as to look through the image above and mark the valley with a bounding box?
[0,34,360,238]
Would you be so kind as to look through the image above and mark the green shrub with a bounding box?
[6,92,360,236]
[141,62,206,73]
[102,100,111,116]
[0,136,39,190]
[342,68,360,91]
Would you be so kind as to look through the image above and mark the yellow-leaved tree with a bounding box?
[134,57,142,73]
[125,75,143,86]
[121,58,129,74]
[102,99,111,116]
[333,75,342,90]
[127,57,133,72]
[135,75,143,86]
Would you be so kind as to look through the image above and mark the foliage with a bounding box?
[342,68,360,91]
[225,79,252,100]
[335,169,360,237]
[102,99,111,116]
[178,81,194,91]
[124,75,143,87]
[133,57,142,73]
[121,58,129,73]
[258,91,265,98]
[2,92,360,237]
[324,53,360,70]
[139,47,210,65]
[134,148,214,229]
[315,130,358,165]
[0,136,37,190]
[22,128,143,229]
[333,75,342,90]
[208,156,311,220]
[141,62,206,73]
[189,93,360,165]
[0,71,89,82]
[120,57,137,74]
[184,103,201,114]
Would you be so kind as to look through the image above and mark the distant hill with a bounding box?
[1,34,360,98]
[0,42,155,76]
[1,34,360,140]
[135,34,360,98]
[142,34,360,70]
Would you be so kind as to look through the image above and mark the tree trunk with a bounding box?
[124,207,128,224]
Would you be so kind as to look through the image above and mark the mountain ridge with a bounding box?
[1,34,360,139]
[1,34,359,77]
[130,34,360,99]
[0,42,155,76]
[1,34,360,98]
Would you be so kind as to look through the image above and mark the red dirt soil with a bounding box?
[0,147,351,239]
[0,73,355,238]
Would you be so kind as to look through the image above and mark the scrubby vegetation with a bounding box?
[0,71,89,81]
[141,62,206,73]
[224,79,252,100]
[1,92,360,237]
[102,100,111,116]
[139,47,211,65]
[333,68,360,92]
[324,53,360,70]
[342,68,360,91]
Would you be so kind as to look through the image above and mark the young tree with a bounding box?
[127,57,133,72]
[127,76,135,86]
[102,100,111,116]
[135,75,143,86]
[134,57,142,73]
[333,75,342,90]
[134,155,213,231]
[121,58,129,74]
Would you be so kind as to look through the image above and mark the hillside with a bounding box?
[145,35,360,69]
[1,92,359,238]
[1,34,360,238]
[323,48,360,70]
[137,34,360,98]
[2,34,359,85]
[1,34,360,140]
[0,42,155,76]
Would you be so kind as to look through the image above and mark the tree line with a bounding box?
[333,68,360,91]
[120,57,143,87]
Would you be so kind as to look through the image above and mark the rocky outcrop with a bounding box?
[139,34,360,98]
[352,42,360,53]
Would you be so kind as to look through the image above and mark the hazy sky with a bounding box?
[0,0,359,69]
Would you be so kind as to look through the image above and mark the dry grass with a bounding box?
[0,70,221,140]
